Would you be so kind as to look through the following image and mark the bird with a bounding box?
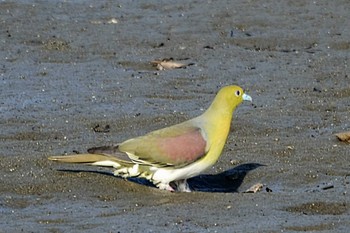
[48,85,252,192]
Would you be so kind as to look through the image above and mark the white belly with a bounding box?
[151,159,211,183]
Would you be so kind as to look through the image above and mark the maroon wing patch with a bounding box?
[157,129,207,165]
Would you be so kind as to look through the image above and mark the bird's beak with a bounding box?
[242,93,252,102]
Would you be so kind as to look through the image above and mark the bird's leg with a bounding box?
[173,179,191,192]
[113,164,141,178]
[156,182,175,192]
[113,168,129,178]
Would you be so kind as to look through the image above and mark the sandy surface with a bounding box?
[1,1,349,232]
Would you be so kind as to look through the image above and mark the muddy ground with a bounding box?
[0,1,349,232]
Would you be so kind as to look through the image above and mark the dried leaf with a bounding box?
[90,18,118,25]
[93,124,110,133]
[107,18,118,24]
[151,58,193,70]
[335,131,350,142]
[244,183,263,193]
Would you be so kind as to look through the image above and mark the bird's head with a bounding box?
[223,85,251,102]
[213,85,252,109]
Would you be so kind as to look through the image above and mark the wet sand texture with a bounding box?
[1,1,349,232]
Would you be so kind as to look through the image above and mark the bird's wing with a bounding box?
[116,122,208,168]
[87,145,132,162]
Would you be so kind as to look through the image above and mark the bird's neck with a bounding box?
[203,102,234,133]
[204,95,236,120]
[202,96,236,139]
[197,101,235,166]
[204,91,240,142]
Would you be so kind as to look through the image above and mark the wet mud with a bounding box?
[1,1,349,232]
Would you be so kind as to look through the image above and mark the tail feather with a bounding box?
[48,153,133,168]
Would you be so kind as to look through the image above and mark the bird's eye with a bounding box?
[235,90,241,96]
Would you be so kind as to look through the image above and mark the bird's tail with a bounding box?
[48,153,134,169]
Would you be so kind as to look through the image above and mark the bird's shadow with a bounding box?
[56,163,264,193]
[188,163,264,192]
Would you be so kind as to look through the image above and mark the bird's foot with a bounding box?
[113,164,141,178]
[156,180,191,192]
[113,168,128,178]
[157,183,175,192]
[173,179,191,192]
